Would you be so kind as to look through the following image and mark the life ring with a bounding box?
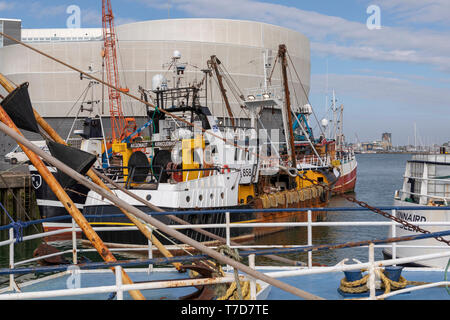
[221,165,231,174]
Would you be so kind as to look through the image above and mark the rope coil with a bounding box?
[339,268,430,299]
[213,245,261,300]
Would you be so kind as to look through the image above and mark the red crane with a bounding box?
[102,0,133,143]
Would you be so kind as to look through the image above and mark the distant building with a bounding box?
[0,19,21,48]
[381,132,392,150]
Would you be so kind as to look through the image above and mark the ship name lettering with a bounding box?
[398,211,426,231]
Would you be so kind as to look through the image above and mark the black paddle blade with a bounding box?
[1,82,39,133]
[47,141,97,189]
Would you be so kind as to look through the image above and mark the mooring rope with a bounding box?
[0,201,25,243]
[339,268,433,299]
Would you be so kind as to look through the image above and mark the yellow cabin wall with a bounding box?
[296,170,329,189]
[238,184,256,204]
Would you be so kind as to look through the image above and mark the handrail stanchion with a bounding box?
[249,253,257,300]
[115,265,123,300]
[9,228,14,290]
[307,210,312,268]
[72,218,78,264]
[368,243,376,300]
[226,211,231,272]
[392,209,397,262]
[148,229,153,274]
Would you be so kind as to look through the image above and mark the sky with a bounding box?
[1,0,449,146]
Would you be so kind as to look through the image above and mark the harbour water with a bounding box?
[0,153,413,285]
[252,153,413,266]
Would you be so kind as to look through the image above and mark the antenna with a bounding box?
[325,59,328,114]
[168,0,170,18]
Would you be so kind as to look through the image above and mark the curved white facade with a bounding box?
[0,19,310,121]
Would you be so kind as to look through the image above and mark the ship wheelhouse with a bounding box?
[395,154,450,206]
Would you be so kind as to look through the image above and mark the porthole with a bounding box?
[199,195,203,201]
[210,193,214,199]
[186,196,190,202]
[220,192,224,199]
[146,194,152,201]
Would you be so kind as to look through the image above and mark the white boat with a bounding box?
[384,151,450,268]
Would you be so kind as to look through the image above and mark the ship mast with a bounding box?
[278,44,296,168]
[208,55,236,128]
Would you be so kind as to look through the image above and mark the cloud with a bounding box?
[27,2,66,19]
[115,17,138,26]
[0,1,14,11]
[311,73,450,111]
[376,0,450,26]
[80,9,102,27]
[310,72,450,145]
[79,8,137,27]
[136,0,450,72]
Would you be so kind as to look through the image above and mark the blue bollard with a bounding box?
[344,270,363,282]
[384,266,404,282]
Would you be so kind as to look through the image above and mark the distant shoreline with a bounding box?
[355,151,434,155]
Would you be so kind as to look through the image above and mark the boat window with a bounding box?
[10,145,21,153]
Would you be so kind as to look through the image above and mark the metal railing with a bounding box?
[1,206,449,300]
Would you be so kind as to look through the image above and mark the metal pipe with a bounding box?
[72,218,78,264]
[368,243,376,299]
[8,228,14,290]
[0,274,243,300]
[0,121,325,300]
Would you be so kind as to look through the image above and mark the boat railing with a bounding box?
[102,165,225,188]
[278,154,331,169]
[296,155,331,168]
[395,189,449,206]
[1,206,450,300]
[412,153,450,163]
[336,151,354,164]
[244,85,284,102]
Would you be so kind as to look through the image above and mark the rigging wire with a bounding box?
[53,82,92,134]
[286,51,326,138]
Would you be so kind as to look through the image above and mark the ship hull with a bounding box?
[383,200,450,268]
[332,157,357,194]
[41,187,329,245]
[32,167,330,245]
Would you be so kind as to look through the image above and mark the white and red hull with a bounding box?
[332,157,357,194]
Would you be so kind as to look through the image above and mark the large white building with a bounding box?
[0,18,311,155]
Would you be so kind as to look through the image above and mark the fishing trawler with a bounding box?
[80,47,336,245]
[318,92,357,195]
[383,147,450,268]
[25,43,337,246]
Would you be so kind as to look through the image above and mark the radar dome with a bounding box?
[173,50,181,59]
[321,118,329,127]
[152,74,166,90]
